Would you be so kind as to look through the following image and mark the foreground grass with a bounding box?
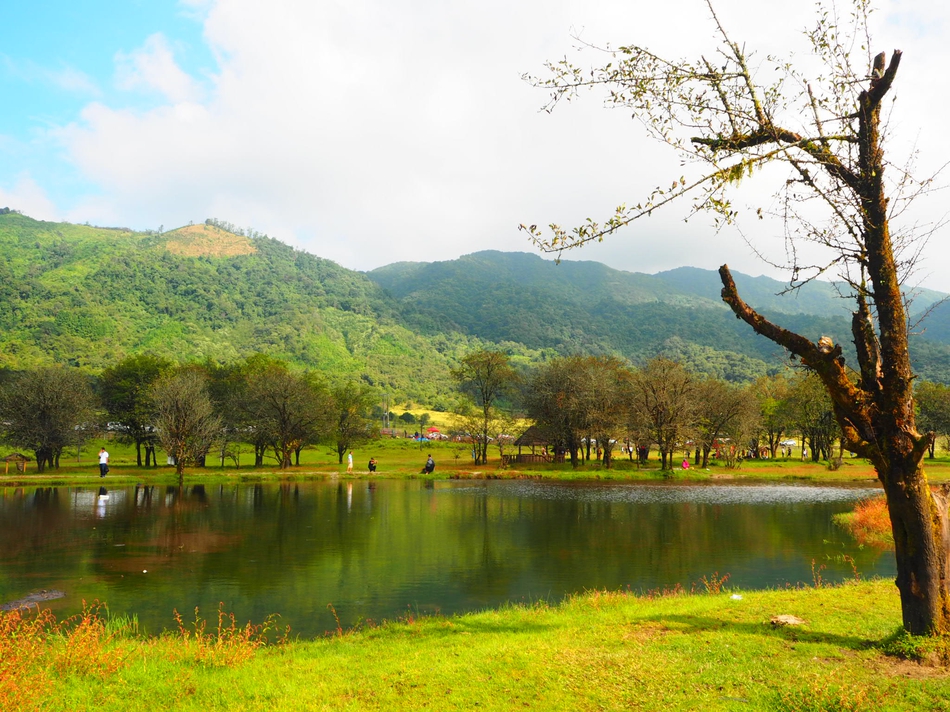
[5,580,949,711]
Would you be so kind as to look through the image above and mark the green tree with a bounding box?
[752,374,793,459]
[629,359,696,471]
[916,381,950,458]
[693,378,756,468]
[330,382,378,465]
[787,372,839,463]
[243,363,330,469]
[524,1,949,634]
[99,354,172,466]
[151,370,221,483]
[524,357,587,468]
[452,350,518,465]
[524,356,630,469]
[0,366,96,472]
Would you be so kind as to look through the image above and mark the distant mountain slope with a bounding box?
[654,265,946,319]
[4,212,950,398]
[0,213,480,404]
[366,250,950,383]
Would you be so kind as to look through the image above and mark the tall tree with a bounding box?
[524,357,588,468]
[915,382,950,459]
[452,350,518,465]
[243,363,330,469]
[100,354,172,467]
[0,366,96,472]
[752,374,793,459]
[629,359,696,470]
[151,370,221,484]
[330,382,378,465]
[693,378,755,468]
[788,371,838,462]
[524,1,949,635]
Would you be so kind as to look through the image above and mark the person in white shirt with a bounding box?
[99,448,109,478]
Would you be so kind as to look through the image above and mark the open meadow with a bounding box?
[7,433,950,487]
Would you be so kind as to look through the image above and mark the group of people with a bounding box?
[346,451,379,473]
[345,451,435,475]
[98,446,435,476]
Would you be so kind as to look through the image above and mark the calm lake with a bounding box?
[0,480,890,638]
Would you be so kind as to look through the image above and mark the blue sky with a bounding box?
[0,1,212,208]
[2,0,949,291]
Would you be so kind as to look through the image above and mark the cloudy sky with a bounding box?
[2,0,949,289]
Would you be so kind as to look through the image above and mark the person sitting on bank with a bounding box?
[423,455,435,474]
[368,457,377,473]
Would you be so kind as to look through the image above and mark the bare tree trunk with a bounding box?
[884,469,950,633]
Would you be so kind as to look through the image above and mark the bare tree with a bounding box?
[151,371,221,484]
[524,1,949,634]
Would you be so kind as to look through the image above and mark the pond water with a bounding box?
[0,480,891,638]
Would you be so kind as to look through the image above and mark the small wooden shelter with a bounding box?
[504,425,564,465]
[3,453,31,474]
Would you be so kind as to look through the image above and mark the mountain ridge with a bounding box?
[4,212,950,399]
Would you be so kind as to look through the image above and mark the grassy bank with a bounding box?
[5,579,948,711]
[9,436,950,488]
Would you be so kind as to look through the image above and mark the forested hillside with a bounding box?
[0,213,491,405]
[3,212,950,401]
[367,251,950,383]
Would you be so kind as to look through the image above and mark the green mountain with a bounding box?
[0,213,492,406]
[366,250,950,383]
[3,213,950,401]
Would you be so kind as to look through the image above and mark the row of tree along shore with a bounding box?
[5,349,950,482]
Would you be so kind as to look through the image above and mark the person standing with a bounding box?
[347,451,354,473]
[98,447,109,478]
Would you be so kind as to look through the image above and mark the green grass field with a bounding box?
[8,434,950,487]
[4,579,949,711]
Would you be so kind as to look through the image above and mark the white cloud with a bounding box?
[0,174,61,220]
[115,33,203,103]
[44,0,950,290]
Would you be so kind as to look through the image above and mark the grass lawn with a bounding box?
[5,579,948,711]
[7,435,950,487]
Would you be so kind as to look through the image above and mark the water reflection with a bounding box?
[0,480,889,638]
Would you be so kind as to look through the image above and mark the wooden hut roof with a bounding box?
[2,452,31,462]
[514,425,554,447]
